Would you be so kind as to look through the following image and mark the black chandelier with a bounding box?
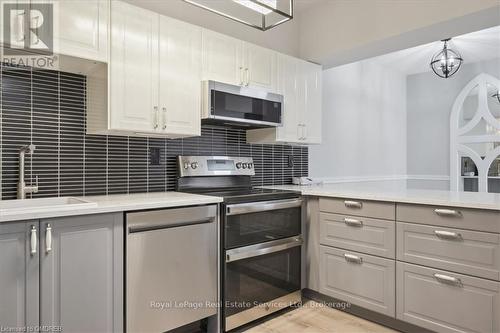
[492,91,500,104]
[430,38,463,79]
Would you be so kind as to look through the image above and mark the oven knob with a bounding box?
[242,163,247,169]
[191,162,198,169]
[248,163,253,169]
[236,162,242,169]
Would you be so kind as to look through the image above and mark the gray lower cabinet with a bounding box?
[320,212,395,259]
[319,245,395,317]
[40,213,123,332]
[397,222,500,280]
[396,262,500,333]
[0,221,39,329]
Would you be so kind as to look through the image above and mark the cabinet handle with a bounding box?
[162,107,167,130]
[30,225,37,255]
[433,273,462,287]
[45,224,52,253]
[434,230,462,240]
[239,67,244,85]
[344,217,363,227]
[434,208,462,217]
[344,200,362,209]
[245,68,249,86]
[153,106,159,129]
[344,253,363,264]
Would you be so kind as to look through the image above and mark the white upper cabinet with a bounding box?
[300,60,322,144]
[244,43,277,91]
[53,0,109,62]
[109,0,159,133]
[202,29,244,86]
[88,1,201,137]
[158,16,201,137]
[202,29,277,92]
[247,55,322,145]
[276,54,300,142]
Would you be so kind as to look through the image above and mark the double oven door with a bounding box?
[222,197,303,331]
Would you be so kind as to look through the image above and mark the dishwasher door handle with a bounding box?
[128,218,214,233]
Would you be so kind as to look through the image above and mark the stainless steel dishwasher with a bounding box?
[126,205,218,333]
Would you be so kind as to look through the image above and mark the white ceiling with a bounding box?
[370,25,500,76]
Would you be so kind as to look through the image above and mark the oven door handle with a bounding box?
[226,236,303,263]
[226,198,303,216]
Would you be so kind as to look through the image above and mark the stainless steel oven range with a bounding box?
[177,156,303,332]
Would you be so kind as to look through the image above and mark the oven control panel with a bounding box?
[178,156,255,177]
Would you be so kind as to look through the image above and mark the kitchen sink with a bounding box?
[0,197,97,215]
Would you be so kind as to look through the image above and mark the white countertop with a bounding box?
[262,182,500,211]
[0,192,223,223]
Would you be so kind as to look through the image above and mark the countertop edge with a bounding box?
[0,195,223,223]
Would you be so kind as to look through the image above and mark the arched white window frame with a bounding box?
[450,73,500,192]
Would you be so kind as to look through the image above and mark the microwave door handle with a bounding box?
[226,198,303,216]
[226,236,303,263]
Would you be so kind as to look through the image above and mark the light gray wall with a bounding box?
[309,60,407,181]
[406,58,500,185]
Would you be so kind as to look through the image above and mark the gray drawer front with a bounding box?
[396,262,500,333]
[319,245,395,317]
[397,203,500,233]
[319,198,395,220]
[397,222,500,280]
[320,213,395,259]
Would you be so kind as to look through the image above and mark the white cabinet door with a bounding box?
[110,1,159,133]
[202,29,244,85]
[276,54,300,142]
[53,0,108,62]
[302,61,322,144]
[244,42,277,92]
[159,16,201,137]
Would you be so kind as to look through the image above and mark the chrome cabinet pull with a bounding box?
[434,208,462,217]
[30,225,37,255]
[344,253,363,264]
[162,107,167,130]
[239,66,244,85]
[153,106,159,129]
[433,273,462,287]
[245,68,249,86]
[45,224,52,253]
[344,217,363,227]
[344,200,362,209]
[434,230,462,240]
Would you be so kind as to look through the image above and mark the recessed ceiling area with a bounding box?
[370,25,500,76]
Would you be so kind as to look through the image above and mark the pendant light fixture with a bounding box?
[430,38,463,78]
[183,0,293,31]
[492,91,500,104]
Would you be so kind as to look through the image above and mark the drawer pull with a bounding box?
[344,200,362,209]
[434,230,462,240]
[344,218,363,227]
[344,253,363,264]
[434,208,462,217]
[433,273,462,287]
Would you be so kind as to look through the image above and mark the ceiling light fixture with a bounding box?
[492,91,500,104]
[183,0,293,31]
[430,38,463,79]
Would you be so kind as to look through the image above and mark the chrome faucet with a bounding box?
[17,144,38,199]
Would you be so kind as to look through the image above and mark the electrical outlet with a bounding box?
[149,147,160,165]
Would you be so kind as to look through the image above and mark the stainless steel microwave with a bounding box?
[201,80,283,128]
